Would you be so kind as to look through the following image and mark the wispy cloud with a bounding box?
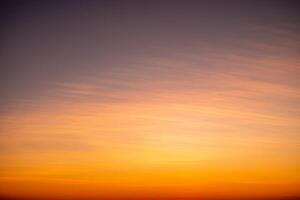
[1,21,300,198]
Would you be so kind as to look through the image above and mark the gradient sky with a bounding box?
[0,0,300,199]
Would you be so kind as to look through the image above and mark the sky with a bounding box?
[0,0,300,199]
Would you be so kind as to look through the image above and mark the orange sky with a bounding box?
[0,1,300,199]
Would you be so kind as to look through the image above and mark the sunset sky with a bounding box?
[0,1,300,199]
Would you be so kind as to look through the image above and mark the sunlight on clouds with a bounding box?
[0,22,300,198]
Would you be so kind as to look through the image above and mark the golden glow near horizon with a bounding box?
[1,25,300,199]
